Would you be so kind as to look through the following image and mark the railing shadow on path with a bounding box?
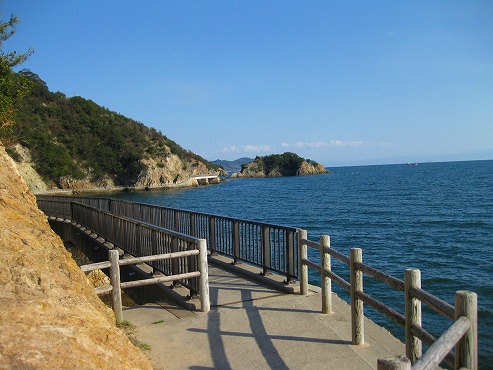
[188,282,351,370]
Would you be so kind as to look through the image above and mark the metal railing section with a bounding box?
[37,195,299,282]
[40,198,203,295]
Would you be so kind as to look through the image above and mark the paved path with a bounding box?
[123,265,405,370]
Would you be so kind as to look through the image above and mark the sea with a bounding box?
[101,160,493,368]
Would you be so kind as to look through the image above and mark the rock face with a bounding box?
[135,154,225,188]
[10,144,48,193]
[9,143,226,192]
[0,145,152,369]
[237,152,329,178]
[296,161,328,176]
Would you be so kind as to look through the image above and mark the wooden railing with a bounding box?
[81,247,210,323]
[37,196,478,369]
[37,195,299,282]
[298,230,478,370]
[38,198,208,297]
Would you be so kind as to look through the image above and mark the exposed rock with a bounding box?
[135,153,224,188]
[7,144,225,192]
[10,144,47,193]
[237,152,329,178]
[0,145,152,369]
[296,161,328,176]
[58,176,93,191]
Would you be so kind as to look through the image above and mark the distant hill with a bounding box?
[236,152,328,177]
[212,157,253,173]
[6,70,224,191]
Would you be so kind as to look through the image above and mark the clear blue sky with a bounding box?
[3,1,493,166]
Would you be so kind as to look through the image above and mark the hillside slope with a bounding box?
[6,70,224,191]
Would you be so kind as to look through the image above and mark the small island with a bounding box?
[232,152,328,178]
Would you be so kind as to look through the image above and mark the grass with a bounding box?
[117,320,151,352]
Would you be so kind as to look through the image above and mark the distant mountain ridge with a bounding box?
[212,157,253,173]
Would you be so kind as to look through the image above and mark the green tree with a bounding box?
[0,13,33,143]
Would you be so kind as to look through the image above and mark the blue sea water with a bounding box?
[104,160,493,367]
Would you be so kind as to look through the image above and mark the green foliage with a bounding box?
[33,139,83,180]
[0,14,33,68]
[5,145,20,161]
[117,320,152,351]
[10,71,220,185]
[0,13,33,144]
[0,12,220,186]
[261,152,304,176]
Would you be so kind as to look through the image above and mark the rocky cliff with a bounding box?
[135,153,225,188]
[236,152,328,178]
[0,145,152,369]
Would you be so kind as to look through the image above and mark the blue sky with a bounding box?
[3,1,493,166]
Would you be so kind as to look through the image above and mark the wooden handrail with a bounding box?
[410,287,454,320]
[120,271,201,289]
[356,262,404,292]
[81,261,112,272]
[118,250,199,266]
[298,231,478,370]
[412,317,470,370]
[38,196,478,368]
[81,245,210,322]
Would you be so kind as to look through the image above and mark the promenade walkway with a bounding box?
[123,264,405,370]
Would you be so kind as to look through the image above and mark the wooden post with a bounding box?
[405,268,422,363]
[198,239,210,313]
[350,248,364,345]
[109,250,123,324]
[298,229,308,295]
[377,356,411,370]
[455,290,478,370]
[187,240,198,296]
[320,235,332,314]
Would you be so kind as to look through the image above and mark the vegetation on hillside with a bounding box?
[0,13,33,144]
[6,70,222,185]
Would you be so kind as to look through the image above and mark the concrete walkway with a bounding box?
[123,265,405,370]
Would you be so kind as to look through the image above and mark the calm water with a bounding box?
[103,160,493,367]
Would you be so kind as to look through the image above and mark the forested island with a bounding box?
[234,152,328,177]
